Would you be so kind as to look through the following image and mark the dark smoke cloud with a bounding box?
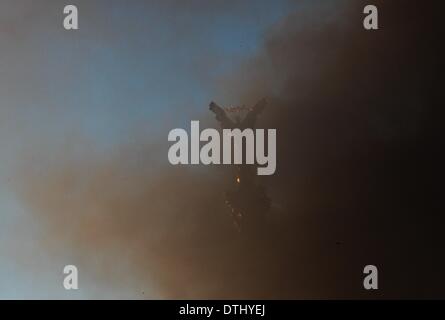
[14,0,444,298]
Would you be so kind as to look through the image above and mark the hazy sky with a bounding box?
[1,0,442,300]
[0,0,297,299]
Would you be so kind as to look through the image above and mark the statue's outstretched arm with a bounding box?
[242,98,267,129]
[209,101,234,128]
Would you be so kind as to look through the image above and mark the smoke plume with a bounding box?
[13,0,444,298]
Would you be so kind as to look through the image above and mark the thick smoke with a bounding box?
[14,0,444,298]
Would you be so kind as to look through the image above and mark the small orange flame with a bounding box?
[236,177,240,183]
